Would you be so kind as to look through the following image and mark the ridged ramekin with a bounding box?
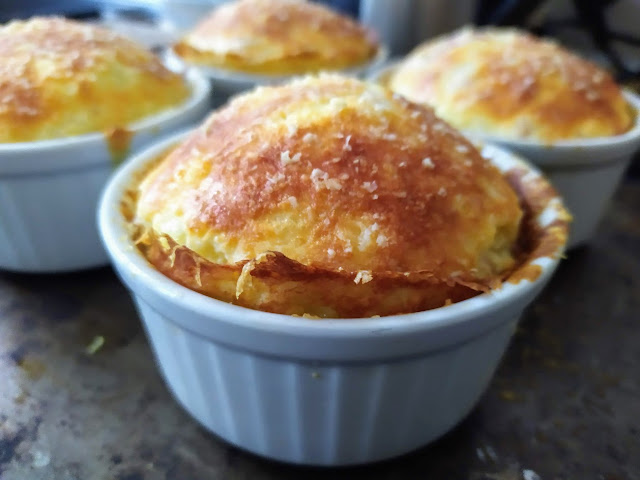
[371,64,640,248]
[0,70,211,273]
[98,132,569,466]
[165,46,389,102]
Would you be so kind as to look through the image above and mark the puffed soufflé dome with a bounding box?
[133,75,523,318]
[0,17,190,143]
[387,27,633,142]
[172,0,379,75]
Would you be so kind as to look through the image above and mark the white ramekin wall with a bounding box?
[0,70,211,273]
[98,133,568,465]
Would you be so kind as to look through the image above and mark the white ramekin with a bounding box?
[98,132,568,466]
[370,64,640,248]
[0,70,211,273]
[472,91,640,248]
[165,46,389,102]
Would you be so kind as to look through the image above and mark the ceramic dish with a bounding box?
[165,46,389,101]
[372,64,640,248]
[98,131,569,466]
[474,91,640,248]
[0,70,211,273]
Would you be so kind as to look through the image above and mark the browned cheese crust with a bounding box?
[172,0,378,75]
[388,27,633,142]
[134,75,524,318]
[0,17,190,142]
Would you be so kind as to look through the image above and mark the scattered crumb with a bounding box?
[85,335,105,355]
[362,181,377,193]
[280,150,301,165]
[311,168,342,190]
[302,132,317,143]
[286,122,298,136]
[376,233,389,247]
[266,171,285,184]
[354,270,373,284]
[343,134,352,151]
[422,157,434,168]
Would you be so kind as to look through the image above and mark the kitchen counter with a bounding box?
[1,181,638,480]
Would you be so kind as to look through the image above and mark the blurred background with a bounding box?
[3,0,640,78]
[2,0,640,173]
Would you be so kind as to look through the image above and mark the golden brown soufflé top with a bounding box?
[134,75,524,318]
[172,0,379,75]
[388,27,633,142]
[0,17,190,143]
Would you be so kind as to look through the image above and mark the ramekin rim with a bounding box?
[98,130,566,336]
[165,45,389,83]
[0,68,210,154]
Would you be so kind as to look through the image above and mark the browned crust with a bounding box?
[137,233,484,317]
[172,0,378,75]
[388,28,633,142]
[506,167,571,284]
[0,17,190,142]
[137,75,523,279]
[128,157,570,318]
[126,75,543,318]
